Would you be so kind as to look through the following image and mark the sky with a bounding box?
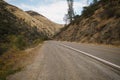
[5,0,93,24]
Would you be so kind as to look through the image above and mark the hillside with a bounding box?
[26,11,63,37]
[0,0,62,54]
[55,0,120,46]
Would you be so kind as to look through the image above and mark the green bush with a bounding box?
[14,35,27,50]
[82,3,99,18]
[6,35,27,50]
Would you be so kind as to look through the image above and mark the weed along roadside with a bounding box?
[0,43,43,80]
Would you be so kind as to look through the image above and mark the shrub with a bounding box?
[82,3,99,18]
[14,35,27,50]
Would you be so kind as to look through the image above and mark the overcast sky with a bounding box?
[5,0,92,24]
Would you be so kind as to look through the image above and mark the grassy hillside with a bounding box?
[26,11,63,37]
[0,0,63,55]
[0,0,48,55]
[0,0,62,79]
[55,0,120,46]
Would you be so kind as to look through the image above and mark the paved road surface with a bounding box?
[8,41,120,80]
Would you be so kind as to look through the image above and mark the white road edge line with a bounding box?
[60,43,120,71]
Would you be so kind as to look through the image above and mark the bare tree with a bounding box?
[67,0,75,23]
[63,14,69,25]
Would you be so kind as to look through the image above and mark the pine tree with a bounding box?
[93,0,97,3]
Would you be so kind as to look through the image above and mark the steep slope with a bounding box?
[55,0,120,46]
[0,0,62,54]
[26,11,63,37]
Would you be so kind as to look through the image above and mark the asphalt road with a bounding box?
[8,41,120,80]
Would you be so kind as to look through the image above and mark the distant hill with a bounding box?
[26,11,63,37]
[0,0,62,54]
[55,0,120,46]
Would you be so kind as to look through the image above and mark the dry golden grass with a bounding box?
[0,44,42,80]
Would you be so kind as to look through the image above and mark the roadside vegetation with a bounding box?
[0,1,48,80]
[0,44,42,80]
[0,30,46,80]
[0,29,46,80]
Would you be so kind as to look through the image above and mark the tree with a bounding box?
[93,0,98,3]
[63,14,69,25]
[66,0,75,23]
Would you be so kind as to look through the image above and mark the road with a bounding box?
[8,41,120,80]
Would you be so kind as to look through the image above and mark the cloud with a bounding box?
[17,1,87,24]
